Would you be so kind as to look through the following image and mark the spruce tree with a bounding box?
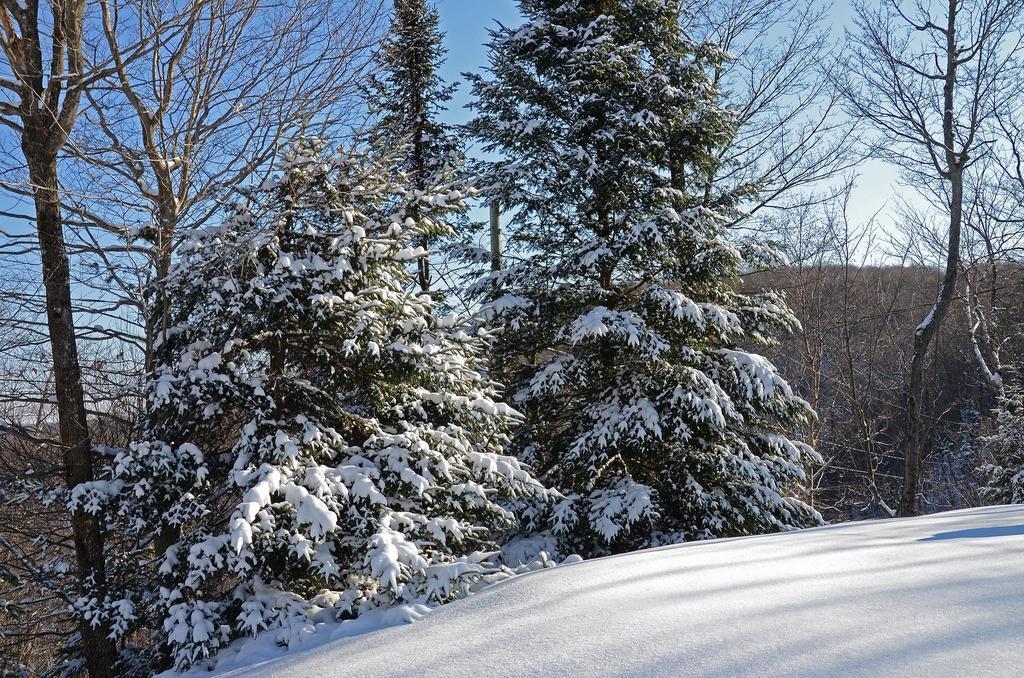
[982,382,1024,504]
[115,139,546,669]
[466,0,822,558]
[366,0,463,295]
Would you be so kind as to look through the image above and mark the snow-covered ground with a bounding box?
[211,504,1024,677]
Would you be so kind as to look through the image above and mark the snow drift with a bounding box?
[213,504,1024,677]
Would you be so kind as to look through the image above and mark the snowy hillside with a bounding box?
[207,504,1024,677]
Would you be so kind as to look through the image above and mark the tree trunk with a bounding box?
[489,202,503,272]
[25,146,118,678]
[899,167,962,517]
[898,0,963,518]
[144,186,179,373]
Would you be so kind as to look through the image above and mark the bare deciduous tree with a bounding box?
[0,0,119,673]
[686,0,858,221]
[839,0,1024,515]
[70,0,386,373]
[0,1,385,671]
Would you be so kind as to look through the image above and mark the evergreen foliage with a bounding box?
[366,0,465,294]
[466,0,822,558]
[115,139,546,669]
[982,382,1024,504]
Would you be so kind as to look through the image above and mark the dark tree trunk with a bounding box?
[25,146,119,677]
[899,0,963,516]
[143,190,178,372]
[4,0,119,673]
[899,168,962,516]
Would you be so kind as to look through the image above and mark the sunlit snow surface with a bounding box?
[206,505,1024,677]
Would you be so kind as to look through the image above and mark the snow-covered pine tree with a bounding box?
[982,380,1024,504]
[465,0,822,558]
[365,0,465,295]
[114,139,546,669]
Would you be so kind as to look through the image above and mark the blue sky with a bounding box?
[436,0,520,127]
[0,2,900,250]
[434,0,901,239]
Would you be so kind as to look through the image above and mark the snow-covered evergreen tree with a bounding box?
[982,381,1024,504]
[114,139,546,669]
[365,0,465,295]
[466,0,822,558]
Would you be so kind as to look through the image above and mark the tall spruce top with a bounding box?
[367,0,460,182]
[366,0,465,294]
